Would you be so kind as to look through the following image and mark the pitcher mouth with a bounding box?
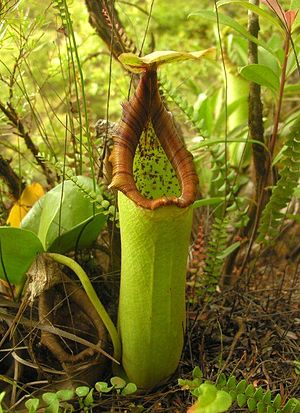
[109,65,198,210]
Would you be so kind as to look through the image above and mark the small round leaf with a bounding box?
[56,389,74,401]
[95,382,113,393]
[110,376,126,389]
[121,383,137,396]
[75,386,90,398]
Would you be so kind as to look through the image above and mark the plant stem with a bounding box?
[0,101,54,186]
[0,155,24,200]
[47,252,121,363]
[268,34,290,157]
[247,0,266,185]
[223,0,266,283]
[234,31,291,281]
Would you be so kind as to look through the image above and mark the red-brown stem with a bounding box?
[268,34,290,157]
[235,31,291,281]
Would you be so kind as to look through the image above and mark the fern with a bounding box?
[159,74,203,132]
[160,77,250,292]
[202,217,228,294]
[257,118,300,244]
[179,367,300,413]
[160,75,246,205]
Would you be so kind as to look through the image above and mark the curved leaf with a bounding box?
[119,49,215,73]
[239,64,280,91]
[48,213,106,254]
[6,183,45,227]
[21,176,107,252]
[217,0,284,31]
[0,227,44,285]
[189,10,274,55]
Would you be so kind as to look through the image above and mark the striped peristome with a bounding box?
[109,65,198,209]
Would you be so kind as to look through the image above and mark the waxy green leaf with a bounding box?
[119,49,215,73]
[240,64,280,91]
[0,227,44,285]
[21,176,107,253]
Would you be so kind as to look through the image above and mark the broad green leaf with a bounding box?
[217,0,283,31]
[0,227,44,285]
[240,64,280,91]
[21,176,107,253]
[119,49,215,72]
[48,213,106,254]
[37,190,61,249]
[189,11,274,55]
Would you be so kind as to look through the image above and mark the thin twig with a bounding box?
[0,101,54,186]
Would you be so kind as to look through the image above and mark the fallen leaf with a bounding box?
[7,183,45,227]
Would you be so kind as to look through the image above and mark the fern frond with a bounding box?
[159,75,203,133]
[257,119,300,244]
[202,217,228,294]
